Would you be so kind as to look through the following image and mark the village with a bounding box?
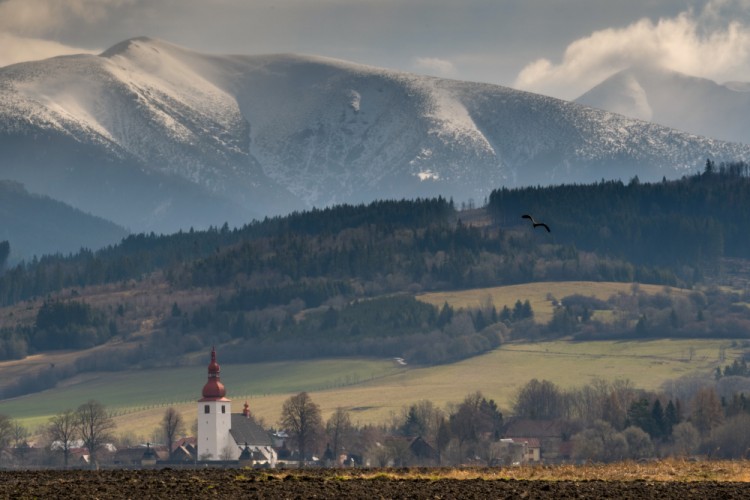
[0,347,550,470]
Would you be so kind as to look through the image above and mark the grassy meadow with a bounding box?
[2,281,742,441]
[6,337,739,440]
[417,281,677,323]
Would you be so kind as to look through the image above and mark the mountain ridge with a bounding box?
[576,65,750,144]
[2,37,749,232]
[0,180,128,262]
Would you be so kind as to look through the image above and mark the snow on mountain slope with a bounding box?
[576,66,750,144]
[2,38,750,232]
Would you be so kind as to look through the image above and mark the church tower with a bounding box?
[197,347,232,460]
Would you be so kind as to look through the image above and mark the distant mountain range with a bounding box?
[576,65,750,145]
[0,181,127,263]
[2,37,750,233]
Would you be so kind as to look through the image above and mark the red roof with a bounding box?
[509,437,541,448]
[200,347,229,401]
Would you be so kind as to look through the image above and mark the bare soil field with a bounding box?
[2,464,750,499]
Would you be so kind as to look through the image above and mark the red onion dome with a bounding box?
[201,347,226,399]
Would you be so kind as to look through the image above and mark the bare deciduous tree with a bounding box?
[671,421,700,457]
[400,400,444,443]
[449,391,502,461]
[11,420,28,448]
[691,387,724,434]
[572,419,627,462]
[513,379,565,420]
[48,410,78,468]
[0,414,13,449]
[622,426,654,459]
[326,407,352,465]
[76,400,116,468]
[705,414,750,459]
[280,392,323,467]
[161,407,185,458]
[602,379,637,430]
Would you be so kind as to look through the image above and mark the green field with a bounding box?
[6,338,740,438]
[417,281,676,323]
[3,358,403,432]
[3,281,742,439]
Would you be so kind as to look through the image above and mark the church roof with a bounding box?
[200,347,229,401]
[229,414,273,447]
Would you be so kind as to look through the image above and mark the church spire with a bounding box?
[201,346,226,400]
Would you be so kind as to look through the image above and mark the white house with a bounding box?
[197,347,276,466]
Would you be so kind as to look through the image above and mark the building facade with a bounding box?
[197,347,277,466]
[197,347,232,460]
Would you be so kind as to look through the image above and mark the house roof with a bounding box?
[508,437,541,448]
[173,437,197,452]
[171,445,195,461]
[230,414,273,447]
[114,446,169,463]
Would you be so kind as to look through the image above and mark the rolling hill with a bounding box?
[0,180,127,262]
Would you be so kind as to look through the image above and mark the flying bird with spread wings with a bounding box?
[521,214,550,232]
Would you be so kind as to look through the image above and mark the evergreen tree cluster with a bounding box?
[716,357,750,379]
[0,198,453,307]
[488,163,750,278]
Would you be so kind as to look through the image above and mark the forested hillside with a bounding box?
[3,169,750,398]
[489,161,750,281]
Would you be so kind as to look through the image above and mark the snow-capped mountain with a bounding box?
[575,65,750,144]
[2,37,750,232]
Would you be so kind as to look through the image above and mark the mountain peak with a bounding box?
[2,42,750,235]
[576,65,750,144]
[99,36,159,58]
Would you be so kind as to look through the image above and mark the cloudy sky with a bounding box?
[2,0,750,100]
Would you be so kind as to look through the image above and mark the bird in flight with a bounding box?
[521,214,550,232]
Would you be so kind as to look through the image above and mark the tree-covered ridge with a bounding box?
[0,193,671,310]
[488,162,750,277]
[6,171,750,376]
[0,198,454,307]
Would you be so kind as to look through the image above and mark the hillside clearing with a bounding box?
[417,281,682,323]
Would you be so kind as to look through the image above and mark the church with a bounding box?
[198,347,277,466]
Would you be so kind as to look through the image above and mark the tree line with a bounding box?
[488,162,750,281]
[8,366,750,468]
[0,198,454,307]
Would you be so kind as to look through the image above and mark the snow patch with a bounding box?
[416,169,440,181]
[348,90,361,112]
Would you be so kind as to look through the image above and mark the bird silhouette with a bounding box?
[521,214,550,232]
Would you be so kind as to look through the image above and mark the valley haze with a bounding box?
[1,37,749,237]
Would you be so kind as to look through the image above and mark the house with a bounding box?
[229,404,276,467]
[503,418,574,462]
[409,436,439,464]
[170,437,197,462]
[494,439,526,465]
[113,444,168,467]
[508,437,541,463]
[197,347,277,466]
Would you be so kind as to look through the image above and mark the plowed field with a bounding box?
[2,468,749,499]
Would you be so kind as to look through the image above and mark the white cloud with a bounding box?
[413,57,457,77]
[0,0,133,66]
[0,0,136,35]
[514,0,750,100]
[0,33,95,68]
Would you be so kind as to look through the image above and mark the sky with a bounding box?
[2,0,750,100]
